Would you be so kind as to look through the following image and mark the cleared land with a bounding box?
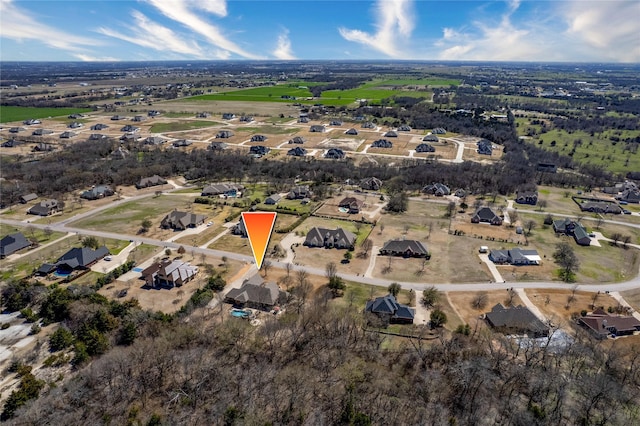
[0,106,92,123]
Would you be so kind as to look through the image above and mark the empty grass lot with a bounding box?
[149,120,222,133]
[0,106,92,123]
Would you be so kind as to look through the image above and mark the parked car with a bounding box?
[104,256,112,261]
[623,209,631,215]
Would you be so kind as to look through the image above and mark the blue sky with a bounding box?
[1,0,639,62]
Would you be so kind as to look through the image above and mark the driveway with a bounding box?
[364,246,379,278]
[515,288,547,322]
[479,253,505,282]
[279,233,305,264]
[91,241,138,274]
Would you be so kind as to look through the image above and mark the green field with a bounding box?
[376,78,460,87]
[149,120,222,133]
[525,128,640,174]
[0,106,93,123]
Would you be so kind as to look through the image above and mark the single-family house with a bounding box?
[196,112,211,118]
[0,233,32,258]
[398,125,411,132]
[471,207,503,225]
[232,217,247,237]
[372,139,393,148]
[120,125,140,133]
[249,145,270,156]
[618,189,640,204]
[42,246,109,275]
[383,130,398,138]
[265,194,282,205]
[145,136,166,145]
[515,190,538,206]
[432,128,446,134]
[68,122,83,129]
[161,210,206,230]
[422,134,439,142]
[172,139,192,148]
[91,123,109,130]
[578,308,640,339]
[345,128,358,135]
[477,139,493,155]
[225,274,288,310]
[222,113,236,120]
[289,136,306,144]
[361,122,376,129]
[239,116,254,122]
[89,133,108,141]
[304,227,356,250]
[325,148,345,159]
[489,248,540,265]
[20,193,38,204]
[553,218,591,246]
[32,129,54,136]
[298,116,309,123]
[141,259,198,288]
[287,186,313,200]
[120,133,140,143]
[23,119,41,125]
[415,143,436,153]
[1,140,18,148]
[339,197,364,214]
[330,120,343,126]
[132,115,145,122]
[579,201,622,214]
[81,185,114,200]
[379,240,429,258]
[485,304,549,338]
[33,143,55,152]
[136,174,167,189]
[59,131,77,139]
[147,110,160,117]
[28,199,59,216]
[360,177,383,191]
[365,294,415,324]
[454,189,467,198]
[287,147,307,157]
[310,125,326,133]
[422,183,450,196]
[110,115,126,121]
[216,130,234,139]
[201,183,243,197]
[251,134,268,142]
[208,141,228,151]
[9,127,25,133]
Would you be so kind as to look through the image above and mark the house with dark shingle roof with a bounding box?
[579,201,622,214]
[145,136,166,145]
[172,139,192,148]
[28,199,59,216]
[372,139,393,148]
[365,294,415,324]
[471,207,502,225]
[432,128,447,134]
[32,129,54,136]
[477,139,493,155]
[251,134,267,142]
[201,183,243,197]
[239,116,254,122]
[379,240,429,258]
[553,218,591,246]
[345,128,359,135]
[120,125,140,133]
[232,217,247,237]
[287,147,307,157]
[361,122,375,129]
[489,248,541,265]
[91,123,109,131]
[325,148,345,159]
[208,141,228,151]
[515,190,538,205]
[304,227,356,250]
[47,246,110,275]
[618,189,640,204]
[330,120,343,126]
[249,145,270,156]
[397,125,411,132]
[136,175,167,189]
[383,130,398,138]
[416,143,436,153]
[485,303,549,338]
[422,134,439,142]
[287,185,312,200]
[339,197,364,214]
[222,113,236,120]
[161,210,206,230]
[265,194,282,205]
[288,136,306,144]
[0,233,32,258]
[422,183,450,196]
[310,125,326,133]
[20,193,38,204]
[225,273,288,310]
[89,133,108,141]
[360,177,382,191]
[216,130,234,139]
[578,308,640,339]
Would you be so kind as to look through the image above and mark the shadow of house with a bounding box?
[553,218,591,246]
[28,199,59,216]
[141,259,198,288]
[379,239,429,258]
[136,175,167,189]
[578,308,640,339]
[304,227,356,250]
[471,207,502,225]
[161,210,206,230]
[0,232,32,258]
[225,274,288,310]
[365,294,415,325]
[485,303,549,338]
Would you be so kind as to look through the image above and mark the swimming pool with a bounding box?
[230,309,250,318]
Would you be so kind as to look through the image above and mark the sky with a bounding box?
[1,0,639,63]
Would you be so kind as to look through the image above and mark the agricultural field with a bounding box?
[0,106,93,123]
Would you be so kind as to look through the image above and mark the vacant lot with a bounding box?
[448,290,524,328]
[150,120,223,133]
[0,106,92,123]
[524,288,619,327]
[0,223,66,247]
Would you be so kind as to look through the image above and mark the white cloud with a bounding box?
[74,54,120,62]
[98,11,205,58]
[146,0,262,59]
[273,29,296,60]
[562,0,640,62]
[338,0,415,58]
[0,0,100,53]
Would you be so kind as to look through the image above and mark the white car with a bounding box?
[104,256,112,261]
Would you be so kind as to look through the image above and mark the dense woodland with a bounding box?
[4,285,640,425]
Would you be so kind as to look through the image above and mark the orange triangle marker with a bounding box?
[242,212,277,269]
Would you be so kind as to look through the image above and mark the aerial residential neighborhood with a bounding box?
[1,57,640,424]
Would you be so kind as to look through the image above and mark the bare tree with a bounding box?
[471,292,489,311]
[537,199,547,211]
[261,259,272,277]
[379,223,385,235]
[361,239,373,257]
[621,235,631,248]
[525,219,537,236]
[325,262,337,280]
[610,233,622,246]
[504,288,517,307]
[286,262,293,277]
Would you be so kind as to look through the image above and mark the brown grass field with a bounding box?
[448,290,524,328]
[524,288,619,326]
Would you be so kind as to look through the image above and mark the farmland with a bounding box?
[0,106,93,123]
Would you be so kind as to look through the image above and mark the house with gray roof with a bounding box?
[485,304,549,338]
[120,125,140,133]
[232,217,247,237]
[172,139,193,148]
[310,125,326,133]
[28,199,59,216]
[471,207,502,225]
[265,194,282,205]
[422,134,439,142]
[288,136,306,144]
[515,190,538,205]
[365,294,415,324]
[136,175,167,189]
[383,130,398,138]
[553,218,591,246]
[142,259,198,288]
[304,227,356,250]
[216,130,234,139]
[59,131,77,139]
[379,240,429,258]
[202,183,243,197]
[208,141,228,151]
[325,148,345,159]
[0,233,32,258]
[222,113,236,120]
[477,139,493,155]
[372,139,393,148]
[579,201,622,214]
[32,142,55,152]
[287,185,312,200]
[287,147,307,157]
[91,123,109,131]
[416,143,436,153]
[489,248,540,265]
[89,133,108,141]
[398,125,411,132]
[32,129,54,136]
[239,116,254,122]
[41,246,110,275]
[339,197,364,214]
[81,185,114,200]
[618,189,640,204]
[345,128,359,135]
[361,122,375,129]
[251,134,267,142]
[145,136,166,145]
[422,183,450,196]
[360,177,382,191]
[20,193,38,203]
[249,145,270,156]
[432,128,446,134]
[161,210,206,230]
[225,273,288,310]
[330,120,343,126]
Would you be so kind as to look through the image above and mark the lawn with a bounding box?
[0,106,93,123]
[149,120,222,133]
[332,281,414,310]
[376,78,460,87]
[189,85,314,103]
[239,125,299,135]
[0,223,66,245]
